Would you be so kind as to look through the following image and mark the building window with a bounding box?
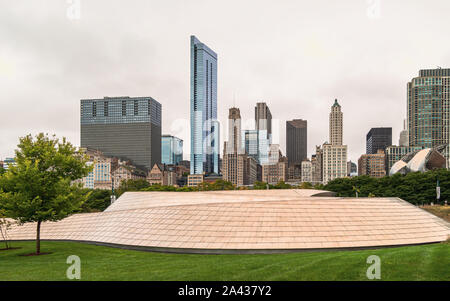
[122,100,127,116]
[104,101,109,117]
[92,101,97,117]
[134,100,139,116]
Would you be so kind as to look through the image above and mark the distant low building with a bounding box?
[187,174,204,187]
[147,163,177,186]
[358,150,386,178]
[301,160,312,183]
[385,145,425,174]
[2,158,16,171]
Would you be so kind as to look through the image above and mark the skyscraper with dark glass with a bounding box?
[286,119,307,166]
[408,69,450,159]
[190,35,219,175]
[366,127,392,154]
[80,96,161,171]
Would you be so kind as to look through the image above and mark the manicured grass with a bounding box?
[0,241,449,281]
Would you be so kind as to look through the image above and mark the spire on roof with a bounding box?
[332,98,341,107]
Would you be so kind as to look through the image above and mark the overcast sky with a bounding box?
[1,0,450,163]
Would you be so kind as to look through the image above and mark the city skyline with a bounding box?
[2,1,450,163]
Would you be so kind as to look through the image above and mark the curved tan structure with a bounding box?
[5,190,450,254]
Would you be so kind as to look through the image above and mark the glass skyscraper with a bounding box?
[161,135,183,165]
[407,68,450,165]
[190,35,219,174]
[80,96,161,171]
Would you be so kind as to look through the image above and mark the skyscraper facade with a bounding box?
[190,35,219,175]
[366,127,392,154]
[80,96,161,171]
[161,135,183,165]
[222,107,257,186]
[322,99,348,184]
[329,99,343,145]
[407,68,450,164]
[286,119,307,166]
[255,102,272,165]
[243,130,259,162]
[399,119,409,147]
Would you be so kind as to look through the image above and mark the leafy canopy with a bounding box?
[0,133,92,224]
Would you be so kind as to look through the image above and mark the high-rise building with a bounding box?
[347,161,357,176]
[243,129,259,162]
[80,96,161,171]
[399,119,409,147]
[385,145,425,174]
[407,68,450,164]
[161,135,183,166]
[322,100,348,184]
[330,99,343,146]
[358,150,386,178]
[255,102,272,165]
[366,127,392,154]
[190,35,219,175]
[313,146,323,183]
[222,108,257,186]
[286,119,307,166]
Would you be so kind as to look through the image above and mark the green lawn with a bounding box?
[0,241,449,281]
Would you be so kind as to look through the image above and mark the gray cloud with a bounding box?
[1,0,450,164]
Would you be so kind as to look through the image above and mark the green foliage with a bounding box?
[116,179,150,196]
[324,169,449,204]
[0,133,91,253]
[299,182,313,189]
[0,167,5,176]
[79,189,112,212]
[253,181,268,190]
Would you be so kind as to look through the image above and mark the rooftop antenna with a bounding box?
[233,91,236,108]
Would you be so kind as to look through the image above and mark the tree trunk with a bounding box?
[36,220,41,255]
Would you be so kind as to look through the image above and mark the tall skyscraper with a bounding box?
[322,99,347,184]
[366,127,392,154]
[243,129,258,162]
[190,35,219,175]
[255,102,272,165]
[399,119,409,147]
[329,99,343,146]
[161,135,183,165]
[222,107,257,186]
[286,119,307,166]
[80,96,161,171]
[407,68,450,164]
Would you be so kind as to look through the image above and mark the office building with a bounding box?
[322,100,348,184]
[243,130,259,162]
[222,108,257,186]
[190,35,219,175]
[301,159,312,183]
[161,135,183,166]
[255,102,272,165]
[399,119,408,147]
[347,161,357,176]
[80,96,161,171]
[407,68,450,164]
[358,150,386,178]
[366,127,392,154]
[385,145,425,174]
[286,119,307,166]
[2,158,15,171]
[147,163,177,186]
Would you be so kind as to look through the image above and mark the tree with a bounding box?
[0,209,12,249]
[116,179,150,196]
[0,133,91,255]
